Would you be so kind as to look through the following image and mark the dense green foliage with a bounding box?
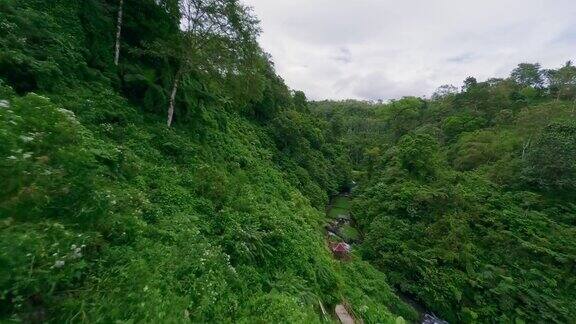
[0,0,411,322]
[314,66,576,322]
[3,0,575,322]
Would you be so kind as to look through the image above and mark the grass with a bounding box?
[340,224,360,242]
[328,196,351,219]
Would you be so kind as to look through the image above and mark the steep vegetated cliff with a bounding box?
[0,1,415,322]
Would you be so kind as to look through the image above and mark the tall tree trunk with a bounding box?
[114,0,124,66]
[522,138,531,160]
[167,71,181,127]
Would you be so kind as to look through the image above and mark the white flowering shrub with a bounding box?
[0,219,98,318]
[0,91,98,219]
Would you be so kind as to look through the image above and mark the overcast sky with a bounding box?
[242,0,576,101]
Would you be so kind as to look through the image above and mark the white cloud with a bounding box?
[243,0,576,100]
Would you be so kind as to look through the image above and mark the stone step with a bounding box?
[335,304,355,324]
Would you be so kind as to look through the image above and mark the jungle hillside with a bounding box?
[1,0,575,323]
[313,66,576,322]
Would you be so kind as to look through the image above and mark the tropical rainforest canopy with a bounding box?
[0,0,575,323]
[313,64,576,322]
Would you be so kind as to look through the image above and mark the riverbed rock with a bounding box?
[422,313,448,324]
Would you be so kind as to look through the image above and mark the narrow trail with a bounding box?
[324,194,448,324]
